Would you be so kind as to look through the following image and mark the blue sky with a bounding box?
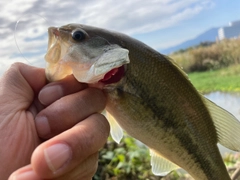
[0,0,239,76]
[134,0,240,50]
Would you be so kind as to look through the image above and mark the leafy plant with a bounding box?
[94,136,191,180]
[94,135,240,179]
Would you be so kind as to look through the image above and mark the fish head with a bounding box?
[45,24,130,84]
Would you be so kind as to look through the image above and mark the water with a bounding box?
[205,91,240,155]
[205,92,240,120]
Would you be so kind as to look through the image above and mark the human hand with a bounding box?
[0,63,109,180]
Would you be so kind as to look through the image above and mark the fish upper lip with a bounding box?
[53,29,60,36]
[50,27,60,37]
[48,27,60,38]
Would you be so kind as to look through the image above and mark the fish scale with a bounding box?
[45,24,240,180]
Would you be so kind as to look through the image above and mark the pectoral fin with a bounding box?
[202,96,240,151]
[106,111,123,144]
[150,149,179,176]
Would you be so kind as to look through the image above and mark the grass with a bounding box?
[188,64,240,93]
[168,37,240,93]
[170,38,240,73]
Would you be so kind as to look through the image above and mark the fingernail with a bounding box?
[10,170,42,180]
[35,116,51,137]
[44,143,72,173]
[39,85,63,105]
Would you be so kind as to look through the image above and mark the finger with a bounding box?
[8,165,42,180]
[0,63,46,112]
[35,88,106,139]
[32,113,109,179]
[18,63,46,94]
[54,153,98,180]
[38,75,88,106]
[9,153,98,180]
[2,62,45,95]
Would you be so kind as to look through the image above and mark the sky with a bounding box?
[0,0,240,76]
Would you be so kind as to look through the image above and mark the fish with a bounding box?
[44,24,240,180]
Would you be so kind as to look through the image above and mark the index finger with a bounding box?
[38,75,88,106]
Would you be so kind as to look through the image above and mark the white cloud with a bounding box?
[0,0,214,76]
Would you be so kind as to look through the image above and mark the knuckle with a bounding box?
[3,63,21,78]
[1,63,25,93]
[9,62,23,69]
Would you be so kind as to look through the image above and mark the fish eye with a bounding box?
[71,30,86,41]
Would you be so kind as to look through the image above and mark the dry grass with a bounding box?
[169,38,240,73]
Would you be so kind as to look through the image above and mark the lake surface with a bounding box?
[204,92,240,155]
[205,92,240,120]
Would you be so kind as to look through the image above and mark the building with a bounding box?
[218,20,240,40]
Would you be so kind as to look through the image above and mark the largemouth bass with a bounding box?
[44,24,240,180]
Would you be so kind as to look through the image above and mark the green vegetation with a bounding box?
[95,136,240,180]
[94,136,153,180]
[94,136,192,180]
[169,37,240,93]
[189,65,240,93]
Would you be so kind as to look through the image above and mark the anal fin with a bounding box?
[150,149,179,176]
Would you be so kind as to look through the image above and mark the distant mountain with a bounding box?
[160,27,219,55]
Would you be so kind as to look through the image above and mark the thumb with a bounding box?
[0,63,46,112]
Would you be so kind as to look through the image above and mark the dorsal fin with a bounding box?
[202,96,240,151]
[150,149,179,176]
[106,111,123,144]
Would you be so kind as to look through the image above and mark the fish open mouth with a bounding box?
[99,65,125,84]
